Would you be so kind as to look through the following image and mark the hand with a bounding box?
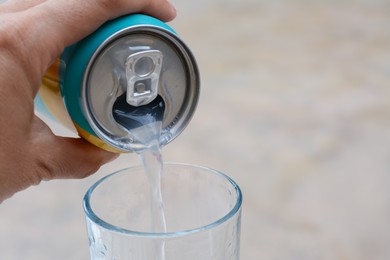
[0,0,176,202]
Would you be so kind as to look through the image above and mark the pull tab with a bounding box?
[125,50,163,107]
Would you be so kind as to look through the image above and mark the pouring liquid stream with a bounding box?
[113,95,167,259]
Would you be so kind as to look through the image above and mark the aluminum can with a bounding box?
[35,14,200,153]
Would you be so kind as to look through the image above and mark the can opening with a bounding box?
[112,94,165,130]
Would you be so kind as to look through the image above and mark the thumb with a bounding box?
[36,135,119,181]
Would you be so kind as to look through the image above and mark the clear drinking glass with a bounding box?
[83,163,242,260]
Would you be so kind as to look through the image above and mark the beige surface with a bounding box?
[1,0,390,259]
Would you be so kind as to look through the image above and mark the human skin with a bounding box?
[0,0,176,202]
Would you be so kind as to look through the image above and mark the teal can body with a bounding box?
[37,14,200,153]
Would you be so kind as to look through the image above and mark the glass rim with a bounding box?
[83,162,242,238]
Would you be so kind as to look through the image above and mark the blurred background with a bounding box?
[1,0,390,259]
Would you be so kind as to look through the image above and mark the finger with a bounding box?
[36,136,119,181]
[31,0,176,46]
[29,114,118,180]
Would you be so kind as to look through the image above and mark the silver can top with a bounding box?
[82,26,200,152]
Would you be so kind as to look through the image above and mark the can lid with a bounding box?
[82,25,200,152]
